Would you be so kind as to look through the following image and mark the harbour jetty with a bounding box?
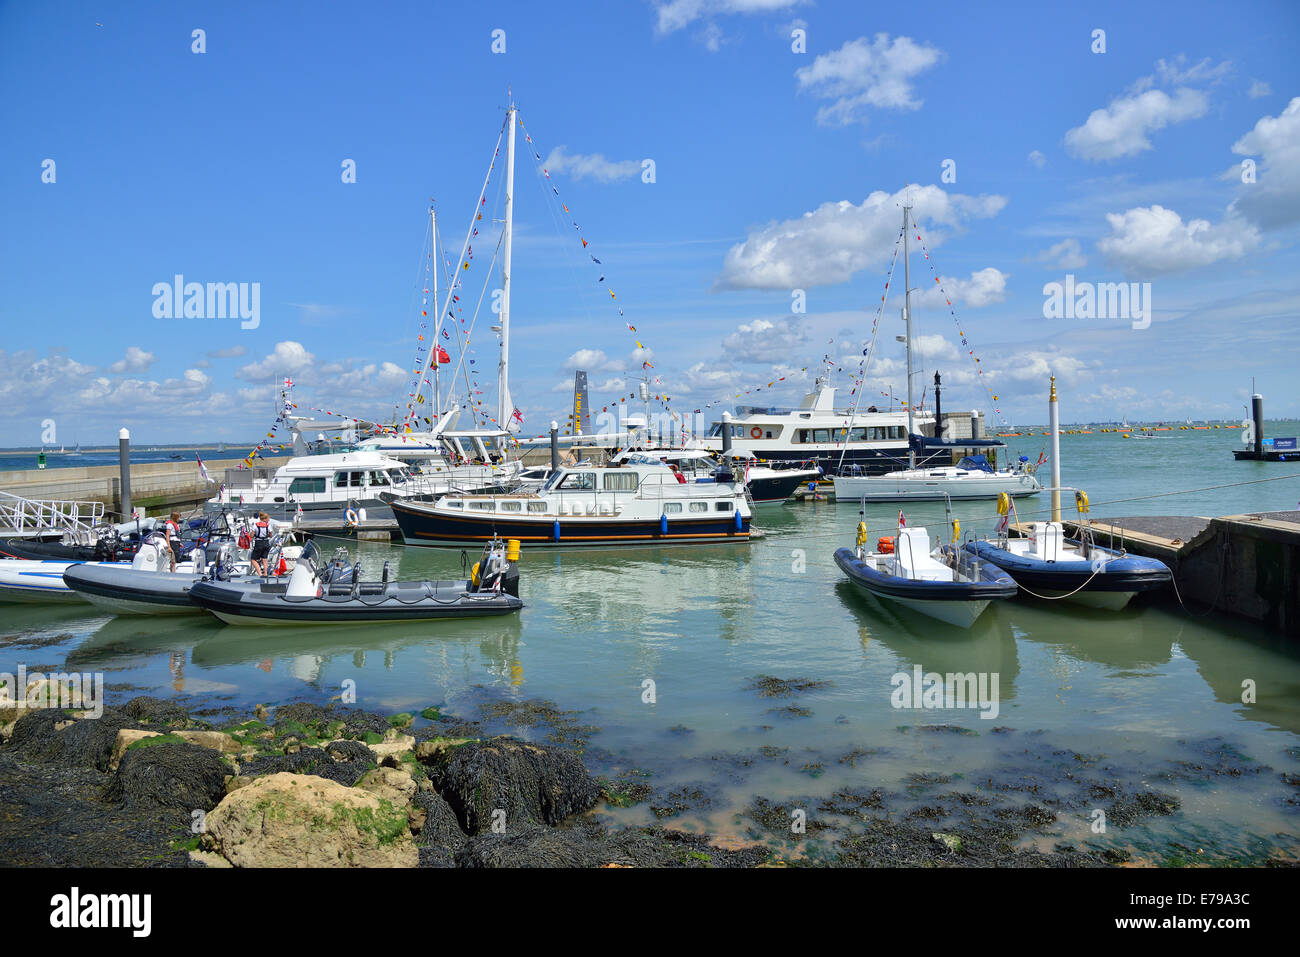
[0,456,289,520]
[1013,510,1300,635]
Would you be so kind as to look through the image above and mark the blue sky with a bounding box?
[2,0,1298,445]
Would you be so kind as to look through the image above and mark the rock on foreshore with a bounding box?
[105,742,228,814]
[424,735,601,835]
[202,773,418,867]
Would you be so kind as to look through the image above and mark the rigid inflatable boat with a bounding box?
[187,538,523,626]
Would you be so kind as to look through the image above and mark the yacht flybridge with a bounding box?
[206,451,419,526]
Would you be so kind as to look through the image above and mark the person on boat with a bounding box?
[669,463,686,484]
[250,512,272,575]
[163,511,183,572]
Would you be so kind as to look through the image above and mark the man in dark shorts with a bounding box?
[250,512,272,575]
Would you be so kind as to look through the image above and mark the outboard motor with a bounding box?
[471,538,521,597]
[212,542,237,581]
[318,547,353,586]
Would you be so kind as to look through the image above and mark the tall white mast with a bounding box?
[408,118,506,423]
[430,202,440,423]
[497,97,516,433]
[902,202,916,468]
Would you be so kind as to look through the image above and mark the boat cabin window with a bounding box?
[813,429,830,443]
[689,502,707,513]
[469,501,491,510]
[527,502,547,513]
[334,471,364,488]
[664,502,682,513]
[502,501,522,512]
[287,477,326,495]
[368,471,390,487]
[714,501,732,512]
[559,472,597,491]
[707,423,746,438]
[446,500,463,508]
[603,471,638,491]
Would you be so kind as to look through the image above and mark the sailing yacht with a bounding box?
[354,119,525,491]
[831,202,1041,502]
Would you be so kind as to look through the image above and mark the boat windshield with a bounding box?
[956,455,994,473]
[298,540,322,573]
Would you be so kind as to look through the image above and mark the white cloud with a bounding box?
[1154,56,1231,87]
[542,146,640,184]
[1247,80,1272,99]
[206,345,248,359]
[562,348,623,373]
[698,22,726,52]
[1097,205,1259,276]
[914,267,1008,308]
[1027,150,1046,169]
[236,341,316,380]
[715,183,1006,290]
[1065,87,1208,161]
[1032,238,1088,269]
[721,317,809,363]
[109,346,156,374]
[1230,96,1300,229]
[653,0,805,35]
[908,333,959,362]
[795,34,944,126]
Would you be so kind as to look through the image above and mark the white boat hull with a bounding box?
[833,471,1040,501]
[1034,588,1136,611]
[874,589,991,628]
[0,561,99,602]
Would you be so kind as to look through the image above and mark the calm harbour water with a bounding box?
[4,424,1300,862]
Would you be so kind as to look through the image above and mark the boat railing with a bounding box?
[0,491,106,544]
[634,472,742,501]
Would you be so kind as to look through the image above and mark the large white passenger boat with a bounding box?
[700,378,933,476]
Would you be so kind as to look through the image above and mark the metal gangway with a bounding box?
[0,491,106,543]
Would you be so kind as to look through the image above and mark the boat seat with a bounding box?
[892,527,954,581]
[1029,522,1065,561]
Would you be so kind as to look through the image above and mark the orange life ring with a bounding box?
[750,426,763,439]
[877,537,895,554]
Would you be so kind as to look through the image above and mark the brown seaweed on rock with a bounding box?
[424,736,600,835]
